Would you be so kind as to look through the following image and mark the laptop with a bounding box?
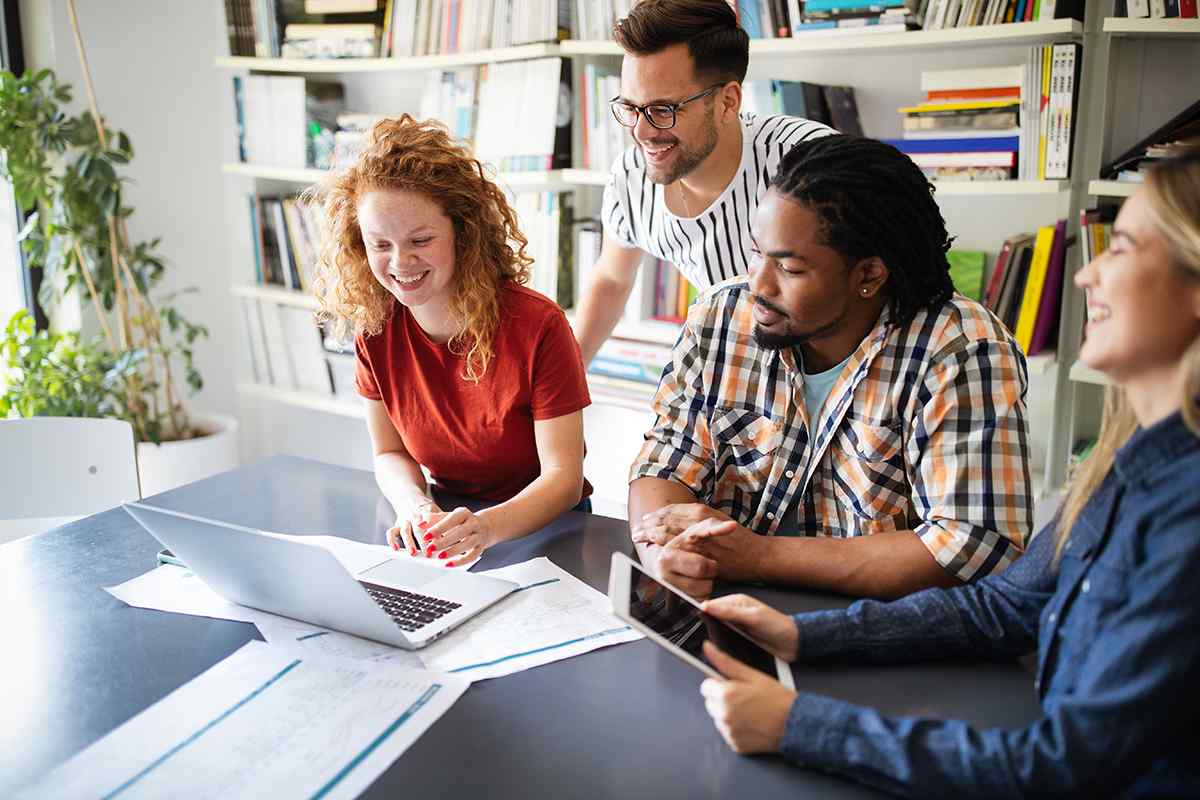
[123,502,518,650]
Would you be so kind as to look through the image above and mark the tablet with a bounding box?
[608,552,794,688]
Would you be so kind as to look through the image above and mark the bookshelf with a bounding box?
[222,161,608,190]
[221,4,1179,509]
[1102,17,1200,36]
[230,283,316,309]
[1087,179,1137,198]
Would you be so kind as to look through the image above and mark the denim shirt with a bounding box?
[780,411,1200,798]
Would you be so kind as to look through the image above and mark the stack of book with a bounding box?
[225,0,385,58]
[787,1,918,37]
[575,0,636,40]
[1100,99,1200,183]
[588,337,673,389]
[1116,0,1198,17]
[920,0,1083,29]
[239,292,341,398]
[982,220,1071,356]
[885,65,1022,181]
[885,44,1079,182]
[579,65,627,171]
[1078,206,1117,267]
[234,76,344,169]
[331,112,389,169]
[418,68,480,143]
[474,57,572,173]
[742,80,864,134]
[513,192,574,310]
[382,0,571,57]
[249,194,326,293]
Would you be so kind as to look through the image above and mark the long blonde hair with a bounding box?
[1056,147,1200,555]
[307,114,532,382]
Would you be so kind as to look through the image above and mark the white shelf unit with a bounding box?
[1087,179,1137,197]
[563,19,1082,57]
[230,283,316,309]
[218,12,1112,497]
[222,162,608,190]
[1102,17,1200,36]
[238,381,364,418]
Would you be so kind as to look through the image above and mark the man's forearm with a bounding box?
[628,476,698,571]
[748,531,961,600]
[575,276,635,365]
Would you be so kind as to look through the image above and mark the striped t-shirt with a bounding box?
[601,113,835,289]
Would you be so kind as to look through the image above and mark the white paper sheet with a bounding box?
[417,557,643,682]
[16,641,467,800]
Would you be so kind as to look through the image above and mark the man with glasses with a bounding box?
[572,0,834,365]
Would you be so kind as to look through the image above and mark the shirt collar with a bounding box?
[1113,411,1200,488]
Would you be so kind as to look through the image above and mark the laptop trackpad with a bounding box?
[358,558,444,589]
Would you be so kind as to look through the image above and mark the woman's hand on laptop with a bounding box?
[420,507,496,567]
[387,498,443,556]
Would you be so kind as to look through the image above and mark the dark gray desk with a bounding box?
[1,455,1041,798]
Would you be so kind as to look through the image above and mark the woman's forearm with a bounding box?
[374,450,434,518]
[477,465,582,544]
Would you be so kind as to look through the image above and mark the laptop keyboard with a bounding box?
[360,581,462,632]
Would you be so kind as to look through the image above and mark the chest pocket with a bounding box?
[1048,535,1130,693]
[710,407,781,495]
[834,416,907,525]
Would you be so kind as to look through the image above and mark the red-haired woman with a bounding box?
[312,114,590,566]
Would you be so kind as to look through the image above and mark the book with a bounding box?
[920,66,1024,93]
[985,233,1033,310]
[884,136,1019,153]
[997,239,1033,329]
[1100,98,1200,178]
[947,249,986,301]
[824,85,864,136]
[907,151,1016,167]
[1044,43,1081,180]
[1013,224,1056,353]
[1028,219,1068,356]
[277,305,335,395]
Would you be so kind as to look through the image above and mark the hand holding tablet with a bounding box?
[607,552,795,688]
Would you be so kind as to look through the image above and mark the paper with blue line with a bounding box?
[15,641,467,800]
[416,557,643,682]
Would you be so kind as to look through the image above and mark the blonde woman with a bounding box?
[691,147,1200,797]
[313,115,591,566]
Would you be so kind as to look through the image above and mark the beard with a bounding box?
[751,297,850,351]
[640,113,720,185]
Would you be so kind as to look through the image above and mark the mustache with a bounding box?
[751,294,789,319]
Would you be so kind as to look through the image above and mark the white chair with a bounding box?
[0,417,141,545]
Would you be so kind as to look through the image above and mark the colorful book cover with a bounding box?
[1028,220,1068,355]
[1014,224,1056,352]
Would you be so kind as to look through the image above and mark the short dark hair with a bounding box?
[612,0,750,86]
[770,135,956,327]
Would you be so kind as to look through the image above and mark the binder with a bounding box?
[1028,220,1068,356]
[1014,224,1056,353]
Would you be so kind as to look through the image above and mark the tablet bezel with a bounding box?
[608,552,794,688]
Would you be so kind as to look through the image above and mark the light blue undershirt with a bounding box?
[802,351,853,424]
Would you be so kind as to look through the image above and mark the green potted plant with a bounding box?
[0,7,237,495]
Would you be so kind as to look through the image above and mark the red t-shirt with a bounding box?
[355,282,592,503]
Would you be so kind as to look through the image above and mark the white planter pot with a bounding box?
[136,412,240,498]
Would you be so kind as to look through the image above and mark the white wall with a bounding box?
[18,0,236,429]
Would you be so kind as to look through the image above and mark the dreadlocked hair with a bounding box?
[770,134,956,327]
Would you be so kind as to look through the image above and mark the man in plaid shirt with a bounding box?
[630,135,1033,600]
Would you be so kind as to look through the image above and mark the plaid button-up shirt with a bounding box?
[630,281,1032,582]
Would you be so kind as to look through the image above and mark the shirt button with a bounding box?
[1081,578,1091,594]
[1048,612,1057,624]
[1034,679,1041,692]
[766,512,776,520]
[785,470,795,479]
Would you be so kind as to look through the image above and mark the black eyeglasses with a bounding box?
[609,84,724,130]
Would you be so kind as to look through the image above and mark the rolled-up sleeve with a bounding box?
[628,320,713,495]
[907,336,1032,582]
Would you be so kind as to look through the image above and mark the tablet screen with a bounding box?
[627,563,778,677]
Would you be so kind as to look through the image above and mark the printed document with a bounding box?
[417,557,642,681]
[16,641,467,800]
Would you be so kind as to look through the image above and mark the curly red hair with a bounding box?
[309,114,532,382]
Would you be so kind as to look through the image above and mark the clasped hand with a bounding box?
[387,502,494,567]
[631,503,764,598]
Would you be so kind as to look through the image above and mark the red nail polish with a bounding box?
[426,545,435,555]
[423,533,433,542]
[438,551,447,559]
[418,521,429,529]
[446,560,455,567]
